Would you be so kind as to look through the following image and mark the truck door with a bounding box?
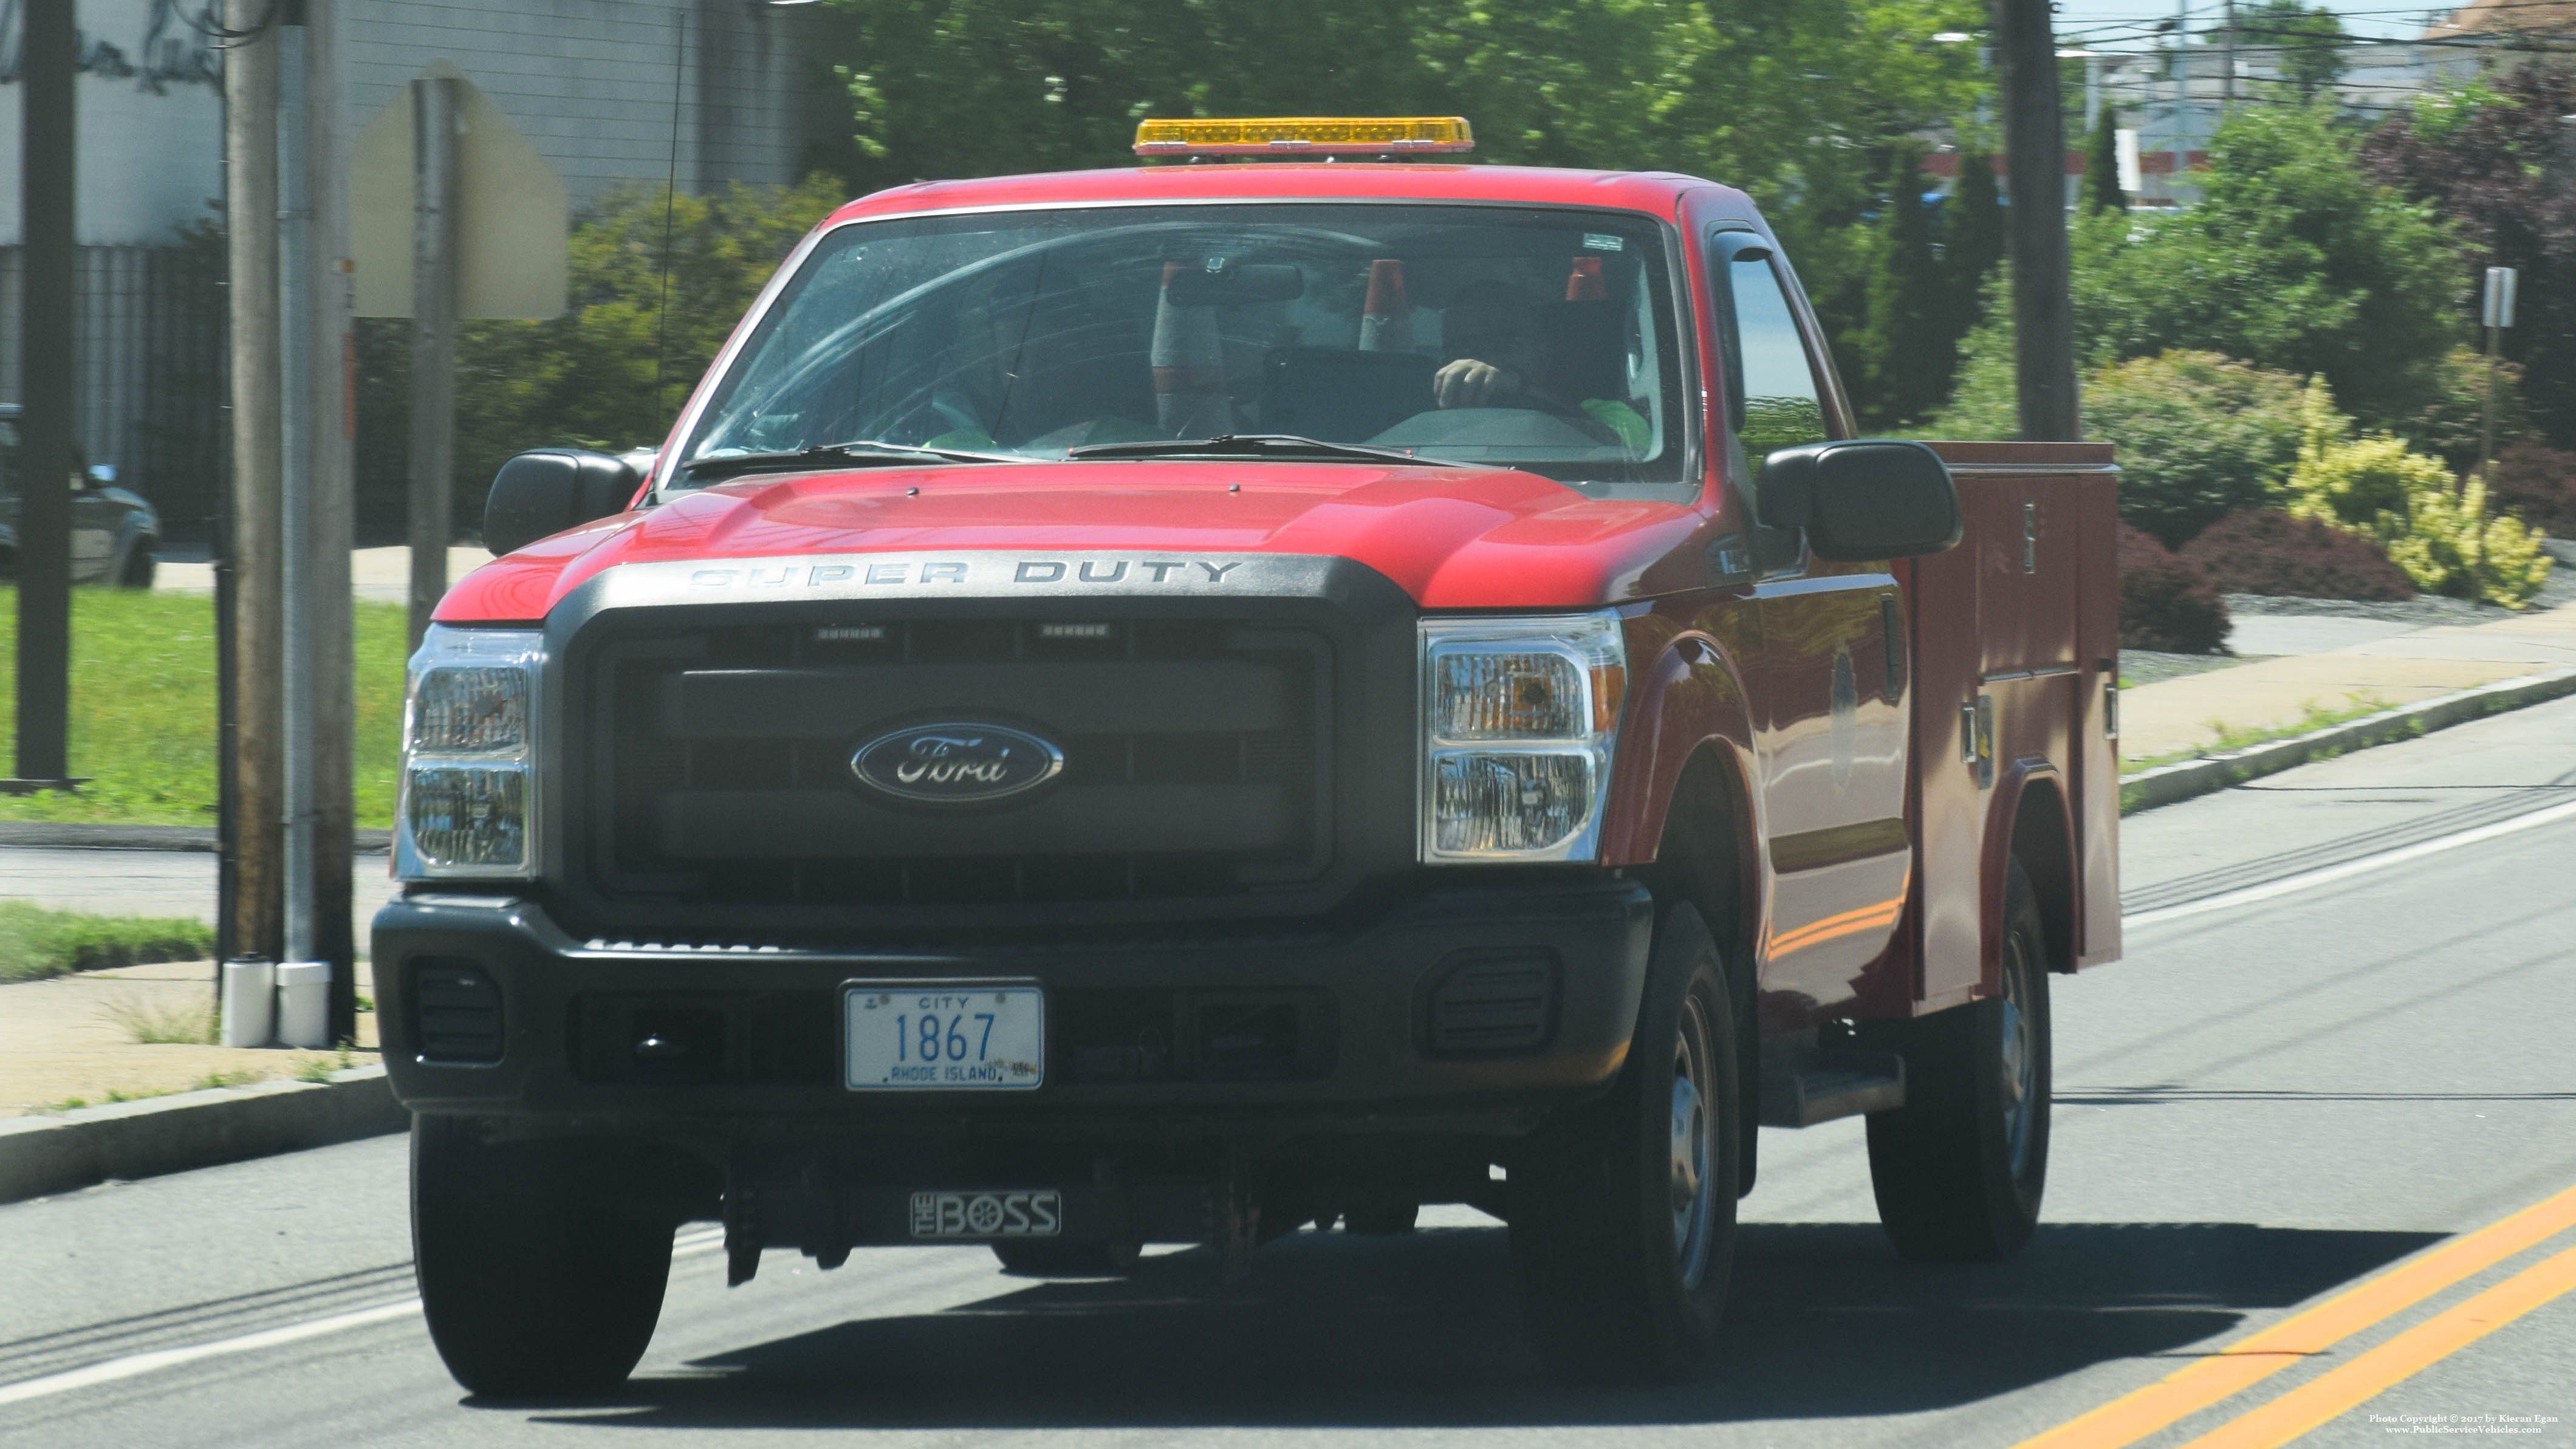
[1714,239,1913,1016]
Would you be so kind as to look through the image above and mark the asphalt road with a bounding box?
[5,700,2575,1448]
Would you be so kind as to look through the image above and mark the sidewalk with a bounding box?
[2120,599,2576,766]
[1,961,380,1120]
[155,545,492,604]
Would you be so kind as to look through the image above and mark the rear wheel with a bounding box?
[992,1239,1142,1276]
[1509,902,1739,1382]
[115,542,154,590]
[411,1116,674,1395]
[1863,856,2052,1261]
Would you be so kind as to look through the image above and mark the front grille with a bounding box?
[581,616,1331,917]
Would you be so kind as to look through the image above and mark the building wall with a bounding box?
[343,0,810,210]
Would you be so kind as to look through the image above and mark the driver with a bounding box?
[1431,282,1649,450]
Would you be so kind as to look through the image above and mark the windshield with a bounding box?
[677,203,1690,487]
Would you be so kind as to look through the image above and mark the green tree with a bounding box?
[2074,103,2463,430]
[1857,146,1951,426]
[2084,101,2124,214]
[1947,148,2005,329]
[2246,0,2346,103]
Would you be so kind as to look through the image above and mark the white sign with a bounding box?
[351,62,567,319]
[2484,266,2518,330]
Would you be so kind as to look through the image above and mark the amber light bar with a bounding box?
[1134,116,1475,157]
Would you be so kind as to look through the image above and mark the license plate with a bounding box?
[844,981,1044,1091]
[911,1190,1061,1239]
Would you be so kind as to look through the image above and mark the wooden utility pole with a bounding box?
[406,78,461,652]
[308,0,360,1046]
[227,0,285,965]
[1993,0,2082,440]
[10,0,75,792]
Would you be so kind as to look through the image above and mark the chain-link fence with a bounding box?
[0,236,229,544]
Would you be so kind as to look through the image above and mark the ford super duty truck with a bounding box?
[378,116,2121,1393]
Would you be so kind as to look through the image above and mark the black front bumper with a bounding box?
[374,877,1654,1145]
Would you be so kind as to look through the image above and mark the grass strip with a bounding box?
[0,586,408,827]
[0,902,216,984]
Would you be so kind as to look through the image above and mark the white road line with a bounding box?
[2125,796,2576,930]
[0,1228,729,1410]
[0,1300,422,1408]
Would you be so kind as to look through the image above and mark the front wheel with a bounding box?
[1509,902,1741,1383]
[1862,856,2053,1261]
[412,1117,675,1395]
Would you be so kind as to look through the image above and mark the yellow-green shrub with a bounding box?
[2286,382,2553,606]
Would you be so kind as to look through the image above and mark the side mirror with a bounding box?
[482,448,642,556]
[1756,440,1961,561]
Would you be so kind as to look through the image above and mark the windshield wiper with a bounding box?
[679,440,1030,483]
[1065,434,1451,466]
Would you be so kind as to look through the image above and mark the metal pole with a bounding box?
[2222,0,2238,117]
[2171,0,2190,206]
[306,0,360,1045]
[1993,0,2082,440]
[406,78,459,653]
[12,0,75,789]
[225,0,284,967]
[279,13,317,973]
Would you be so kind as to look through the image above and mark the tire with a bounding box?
[1509,901,1740,1383]
[992,1239,1142,1276]
[411,1116,674,1395]
[1863,855,2052,1262]
[116,541,155,590]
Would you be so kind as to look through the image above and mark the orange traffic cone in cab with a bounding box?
[1359,259,1412,352]
[1152,261,1234,439]
[1565,255,1606,301]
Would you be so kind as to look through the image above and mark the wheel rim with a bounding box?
[1997,930,2040,1180]
[1667,995,1718,1289]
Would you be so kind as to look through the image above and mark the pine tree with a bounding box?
[1947,148,2006,334]
[2087,101,2126,215]
[1858,146,1951,428]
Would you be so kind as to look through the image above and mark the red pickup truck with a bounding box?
[379,118,2120,1394]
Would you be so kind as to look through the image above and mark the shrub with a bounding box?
[2120,523,2232,653]
[2485,443,2576,537]
[2085,352,2314,547]
[2382,470,2554,606]
[2394,345,2530,473]
[2181,509,2416,600]
[1927,346,2314,547]
[2287,386,2554,605]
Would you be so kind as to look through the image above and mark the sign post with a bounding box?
[354,63,569,647]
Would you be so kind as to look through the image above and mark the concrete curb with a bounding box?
[0,823,391,853]
[2120,664,2576,814]
[0,1065,407,1205]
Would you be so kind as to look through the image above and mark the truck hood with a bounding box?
[436,460,1716,622]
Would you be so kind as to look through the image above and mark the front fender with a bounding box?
[1600,604,1759,868]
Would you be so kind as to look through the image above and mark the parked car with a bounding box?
[0,403,161,587]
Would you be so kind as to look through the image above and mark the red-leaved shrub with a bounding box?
[2120,523,2231,654]
[2485,443,2576,538]
[2179,509,2415,601]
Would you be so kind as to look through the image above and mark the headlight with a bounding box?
[398,626,543,880]
[1419,611,1626,863]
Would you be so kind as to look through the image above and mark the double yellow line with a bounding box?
[2015,1180,2576,1449]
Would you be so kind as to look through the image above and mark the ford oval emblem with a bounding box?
[850,722,1064,805]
